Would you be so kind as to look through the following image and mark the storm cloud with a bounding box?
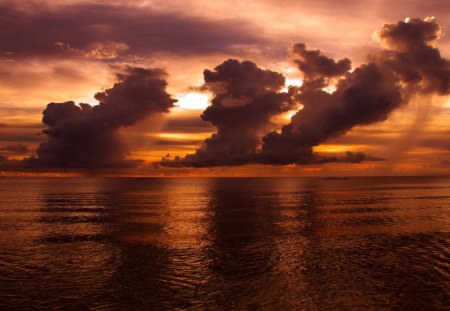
[164,17,449,167]
[163,59,295,166]
[25,67,176,168]
[262,17,449,164]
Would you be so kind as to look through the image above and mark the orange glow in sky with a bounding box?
[0,0,449,176]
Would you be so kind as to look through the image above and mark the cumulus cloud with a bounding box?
[262,17,449,164]
[375,17,449,94]
[261,62,402,162]
[23,67,176,168]
[163,59,295,166]
[163,17,449,167]
[291,43,351,89]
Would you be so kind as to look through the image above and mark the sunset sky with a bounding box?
[0,0,449,176]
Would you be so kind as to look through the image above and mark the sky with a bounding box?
[0,0,449,176]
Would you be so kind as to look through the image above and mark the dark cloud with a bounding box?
[0,134,43,143]
[261,18,449,164]
[291,43,351,89]
[377,18,441,52]
[320,151,385,163]
[163,59,295,167]
[376,17,449,94]
[24,66,175,168]
[262,62,403,162]
[0,144,30,154]
[420,136,450,150]
[163,17,449,167]
[0,155,21,170]
[163,116,215,133]
[292,43,351,100]
[0,122,44,144]
[0,2,268,59]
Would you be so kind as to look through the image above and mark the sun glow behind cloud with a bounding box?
[175,93,210,110]
[0,1,449,176]
[282,78,302,92]
[322,84,337,94]
[444,98,450,108]
[74,95,99,106]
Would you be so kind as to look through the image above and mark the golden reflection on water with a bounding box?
[0,177,448,309]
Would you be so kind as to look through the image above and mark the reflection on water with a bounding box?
[0,177,449,309]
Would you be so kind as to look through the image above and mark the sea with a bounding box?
[0,177,448,310]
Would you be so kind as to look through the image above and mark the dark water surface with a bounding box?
[0,177,449,310]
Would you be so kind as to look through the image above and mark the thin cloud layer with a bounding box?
[23,67,176,168]
[164,17,449,167]
[0,144,30,154]
[162,116,215,134]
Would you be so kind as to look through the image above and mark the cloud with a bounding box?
[22,66,176,169]
[291,43,351,86]
[261,18,449,164]
[163,17,449,167]
[375,17,449,94]
[420,134,450,150]
[54,41,130,60]
[162,116,215,133]
[0,144,30,154]
[261,62,403,162]
[320,151,385,163]
[0,121,44,145]
[162,59,295,167]
[0,2,268,59]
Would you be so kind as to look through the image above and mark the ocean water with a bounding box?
[0,177,448,310]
